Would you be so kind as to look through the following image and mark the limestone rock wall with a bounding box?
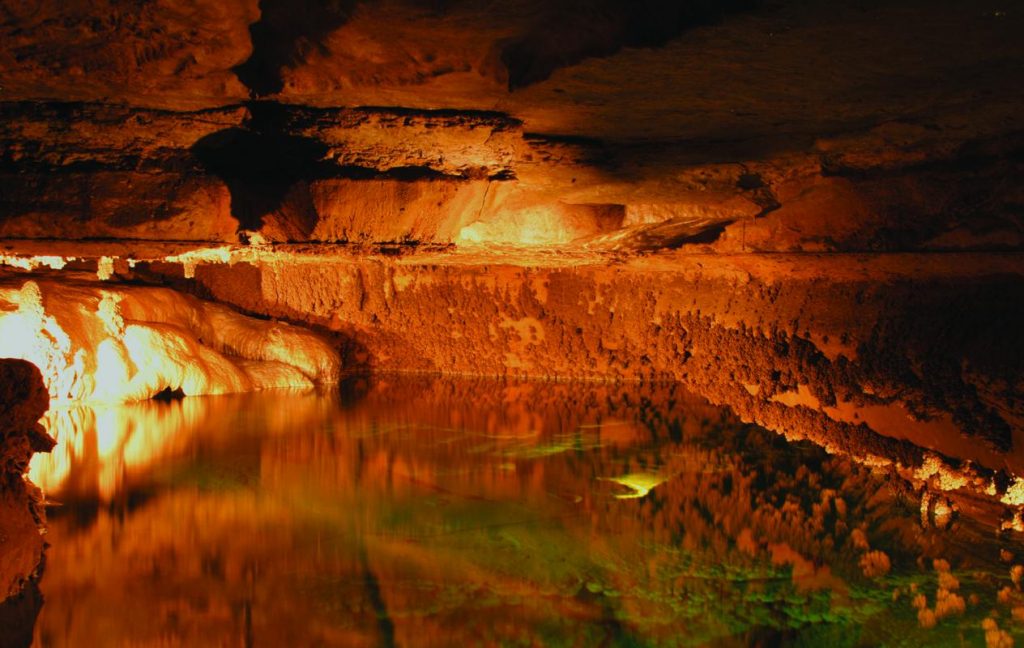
[0,277,342,403]
[107,250,1016,492]
[0,359,52,618]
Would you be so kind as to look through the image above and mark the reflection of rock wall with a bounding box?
[0,358,52,639]
[28,389,330,503]
[30,377,1012,646]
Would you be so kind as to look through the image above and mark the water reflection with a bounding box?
[27,377,1024,646]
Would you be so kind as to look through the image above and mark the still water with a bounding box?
[24,377,1024,646]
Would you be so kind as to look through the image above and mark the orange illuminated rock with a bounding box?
[0,0,257,109]
[0,0,1020,250]
[0,0,1021,641]
[0,277,341,403]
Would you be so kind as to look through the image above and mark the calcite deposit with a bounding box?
[0,277,341,403]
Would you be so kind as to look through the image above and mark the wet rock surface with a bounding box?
[175,251,1022,485]
[0,276,342,402]
[2,245,1018,519]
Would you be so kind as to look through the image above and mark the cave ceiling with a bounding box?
[1,0,1019,138]
[0,0,1020,250]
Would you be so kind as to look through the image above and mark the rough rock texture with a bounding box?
[0,0,1020,248]
[0,0,1022,533]
[159,251,1020,473]
[1,97,1019,249]
[0,244,1009,510]
[1,241,1020,491]
[0,276,342,403]
[0,0,256,109]
[0,359,51,613]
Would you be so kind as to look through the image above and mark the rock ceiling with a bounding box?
[0,0,1020,249]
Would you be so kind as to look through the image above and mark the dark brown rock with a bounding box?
[0,0,257,109]
[0,0,1020,249]
[0,359,51,481]
[0,359,51,609]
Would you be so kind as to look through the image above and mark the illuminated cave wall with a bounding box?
[0,0,1022,556]
[0,278,341,403]
[0,0,1020,251]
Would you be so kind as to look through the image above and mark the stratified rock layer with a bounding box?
[0,0,1020,250]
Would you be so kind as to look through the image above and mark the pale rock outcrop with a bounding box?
[0,278,340,404]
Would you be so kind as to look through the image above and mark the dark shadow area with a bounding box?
[854,279,1024,452]
[191,102,332,233]
[233,0,358,97]
[190,101,481,235]
[45,499,100,532]
[497,0,759,89]
[151,386,186,401]
[0,578,43,648]
[359,546,396,648]
[337,373,373,409]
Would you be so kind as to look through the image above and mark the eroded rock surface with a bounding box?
[0,276,341,403]
[1,243,1018,519]
[0,0,1020,249]
[0,358,52,637]
[169,250,1021,479]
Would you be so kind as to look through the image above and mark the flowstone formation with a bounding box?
[0,277,341,403]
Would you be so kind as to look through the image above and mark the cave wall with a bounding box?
[1,99,1020,250]
[0,0,1022,522]
[116,250,1017,490]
